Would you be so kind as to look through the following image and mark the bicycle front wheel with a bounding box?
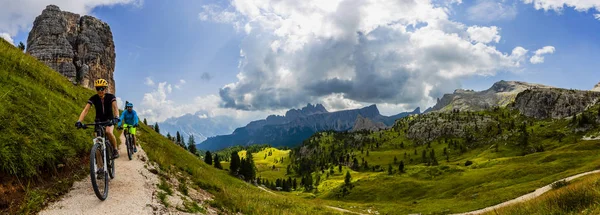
[126,134,133,160]
[90,143,109,200]
[106,141,116,179]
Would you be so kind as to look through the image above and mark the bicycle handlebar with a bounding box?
[78,121,114,129]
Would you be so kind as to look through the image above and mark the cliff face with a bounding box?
[26,5,116,93]
[512,88,600,119]
[426,80,551,113]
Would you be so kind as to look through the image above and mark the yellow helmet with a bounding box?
[94,79,109,87]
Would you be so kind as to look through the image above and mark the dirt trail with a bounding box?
[453,169,600,215]
[40,133,163,215]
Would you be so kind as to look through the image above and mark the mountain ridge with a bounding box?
[198,104,420,151]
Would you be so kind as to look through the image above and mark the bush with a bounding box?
[551,180,570,189]
[465,160,473,166]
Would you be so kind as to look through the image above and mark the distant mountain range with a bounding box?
[159,112,242,142]
[196,104,420,151]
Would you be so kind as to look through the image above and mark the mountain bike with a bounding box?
[78,121,116,200]
[120,124,137,160]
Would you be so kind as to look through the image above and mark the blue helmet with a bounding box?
[126,102,133,107]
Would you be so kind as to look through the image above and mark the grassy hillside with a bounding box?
[136,125,346,214]
[487,173,600,215]
[269,105,600,214]
[0,38,99,213]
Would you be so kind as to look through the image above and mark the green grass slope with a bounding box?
[0,38,98,213]
[488,172,600,215]
[136,125,346,215]
[280,106,600,214]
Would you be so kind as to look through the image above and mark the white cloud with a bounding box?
[139,80,277,123]
[467,25,501,43]
[180,79,186,84]
[116,97,124,109]
[595,13,600,20]
[468,0,518,22]
[144,77,155,86]
[175,79,186,89]
[0,0,142,37]
[0,32,14,45]
[522,0,600,12]
[530,46,556,64]
[200,0,547,111]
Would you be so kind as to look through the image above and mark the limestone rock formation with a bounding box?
[512,88,600,119]
[351,115,387,132]
[426,80,551,113]
[26,5,116,93]
[592,82,600,92]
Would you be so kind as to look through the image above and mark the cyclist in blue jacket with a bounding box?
[118,102,140,152]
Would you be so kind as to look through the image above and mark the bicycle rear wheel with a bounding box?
[90,143,109,200]
[126,134,133,160]
[106,141,116,179]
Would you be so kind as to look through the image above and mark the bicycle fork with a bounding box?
[94,137,109,180]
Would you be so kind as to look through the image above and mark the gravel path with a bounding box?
[40,133,162,215]
[453,169,600,215]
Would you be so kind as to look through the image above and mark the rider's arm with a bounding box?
[133,111,139,125]
[118,111,125,127]
[112,98,119,119]
[77,103,91,122]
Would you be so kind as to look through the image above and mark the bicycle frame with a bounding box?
[93,124,109,180]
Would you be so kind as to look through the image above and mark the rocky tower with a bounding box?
[26,5,116,93]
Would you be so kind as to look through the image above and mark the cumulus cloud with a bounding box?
[467,0,518,22]
[529,46,555,64]
[467,26,501,43]
[200,0,548,111]
[522,0,600,20]
[175,79,186,89]
[116,97,124,108]
[144,77,155,86]
[139,80,278,123]
[0,0,142,38]
[0,32,14,45]
[522,0,600,12]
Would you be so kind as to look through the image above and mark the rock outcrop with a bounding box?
[351,115,386,132]
[26,5,116,93]
[512,88,600,119]
[592,82,600,92]
[426,80,551,113]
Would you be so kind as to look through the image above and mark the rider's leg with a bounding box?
[105,126,119,153]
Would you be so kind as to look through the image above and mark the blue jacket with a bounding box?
[118,110,139,127]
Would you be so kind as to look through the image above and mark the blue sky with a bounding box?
[2,0,600,125]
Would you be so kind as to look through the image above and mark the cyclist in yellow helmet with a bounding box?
[76,79,121,158]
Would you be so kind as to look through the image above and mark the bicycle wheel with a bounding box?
[106,141,116,179]
[90,143,109,200]
[126,134,133,160]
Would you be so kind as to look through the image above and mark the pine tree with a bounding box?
[352,158,359,170]
[230,151,241,175]
[154,122,160,133]
[388,164,393,175]
[17,42,25,51]
[398,161,404,173]
[181,137,186,148]
[187,135,197,155]
[344,171,352,186]
[204,151,213,165]
[213,154,223,169]
[338,164,342,173]
[394,156,397,164]
[293,178,297,190]
[430,150,438,166]
[245,153,256,181]
[166,132,172,141]
[143,118,148,125]
[176,131,181,145]
[422,150,427,164]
